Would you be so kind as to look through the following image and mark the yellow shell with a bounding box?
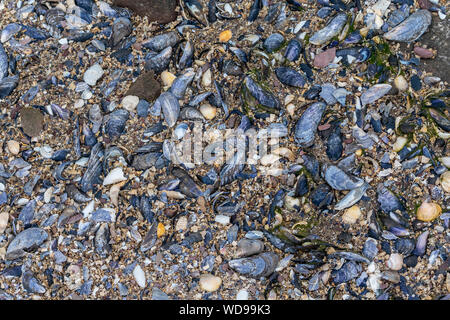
[219,30,232,42]
[416,201,442,222]
[157,223,165,238]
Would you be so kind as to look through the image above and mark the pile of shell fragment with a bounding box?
[0,0,449,300]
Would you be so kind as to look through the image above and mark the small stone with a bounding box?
[219,30,232,42]
[126,71,161,102]
[7,140,20,155]
[133,265,146,288]
[394,75,408,91]
[175,216,187,231]
[440,171,450,193]
[414,46,434,59]
[313,47,336,68]
[199,104,217,120]
[20,108,44,137]
[416,201,442,222]
[342,205,362,224]
[161,71,176,87]
[202,69,212,87]
[157,222,165,238]
[404,255,418,268]
[410,75,422,91]
[386,253,403,271]
[0,212,8,234]
[199,274,222,292]
[83,63,104,86]
[393,136,408,152]
[121,95,140,112]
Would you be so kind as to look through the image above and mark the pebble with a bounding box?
[404,255,418,268]
[199,274,222,292]
[83,63,104,86]
[440,171,450,193]
[175,216,188,231]
[7,140,20,155]
[199,104,217,120]
[342,205,362,224]
[20,108,44,137]
[387,253,403,271]
[313,47,336,68]
[413,46,434,59]
[161,71,176,87]
[121,95,140,112]
[0,212,8,234]
[394,75,408,91]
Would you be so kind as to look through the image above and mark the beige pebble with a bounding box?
[7,140,20,155]
[121,95,140,112]
[440,171,450,193]
[199,274,222,292]
[109,183,121,206]
[175,216,188,231]
[202,68,212,87]
[416,201,442,222]
[386,253,403,271]
[161,71,176,87]
[286,104,296,117]
[342,205,362,224]
[199,104,217,120]
[0,212,9,234]
[394,75,408,91]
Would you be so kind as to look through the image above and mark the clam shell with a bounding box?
[360,84,392,106]
[228,252,279,278]
[384,10,432,42]
[142,31,178,52]
[244,76,280,111]
[294,102,327,147]
[323,165,365,191]
[284,39,302,62]
[170,69,195,99]
[263,33,285,52]
[235,239,265,258]
[145,46,172,73]
[0,43,8,81]
[156,91,179,128]
[310,13,347,45]
[275,67,306,88]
